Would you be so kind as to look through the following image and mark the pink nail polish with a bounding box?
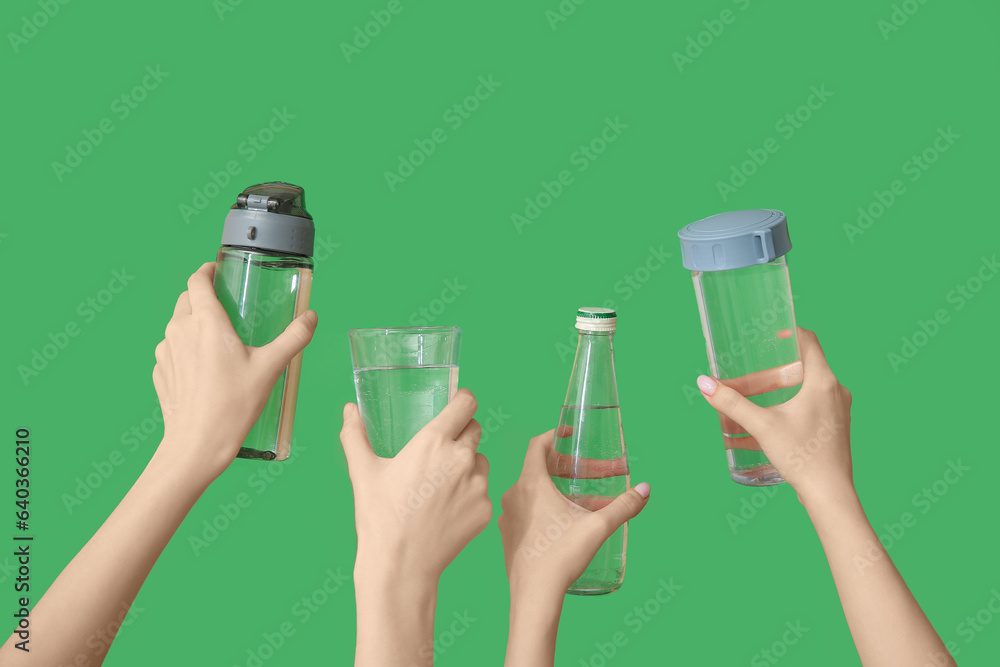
[697,375,718,396]
[634,482,650,499]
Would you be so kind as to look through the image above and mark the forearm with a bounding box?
[354,560,438,667]
[505,583,564,667]
[1,440,212,665]
[805,490,954,666]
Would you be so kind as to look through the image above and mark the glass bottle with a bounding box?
[549,307,630,595]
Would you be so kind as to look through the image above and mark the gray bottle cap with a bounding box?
[677,209,791,271]
[221,182,314,256]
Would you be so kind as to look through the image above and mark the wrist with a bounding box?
[794,477,858,514]
[800,483,864,522]
[145,440,219,494]
[153,433,238,487]
[506,581,564,666]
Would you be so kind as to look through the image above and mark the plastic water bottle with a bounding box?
[213,182,315,461]
[549,307,630,595]
[677,209,802,486]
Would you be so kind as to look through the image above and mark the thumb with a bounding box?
[595,483,650,537]
[257,310,318,372]
[340,403,375,470]
[696,375,770,437]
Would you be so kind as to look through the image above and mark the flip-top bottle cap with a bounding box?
[677,209,791,271]
[221,182,315,256]
[576,307,616,332]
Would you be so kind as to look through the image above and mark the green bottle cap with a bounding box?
[576,307,616,331]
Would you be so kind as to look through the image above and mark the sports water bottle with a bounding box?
[549,307,630,595]
[214,182,315,461]
[678,209,802,486]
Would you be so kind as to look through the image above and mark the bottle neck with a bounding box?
[564,329,620,407]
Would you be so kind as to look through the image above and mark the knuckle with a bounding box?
[798,327,818,343]
[453,389,478,414]
[619,492,641,515]
[477,499,493,528]
[716,389,740,414]
[454,446,475,470]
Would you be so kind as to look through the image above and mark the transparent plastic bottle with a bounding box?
[549,307,630,595]
[213,182,315,461]
[678,209,801,486]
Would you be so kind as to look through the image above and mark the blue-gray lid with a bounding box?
[221,182,314,256]
[677,209,791,271]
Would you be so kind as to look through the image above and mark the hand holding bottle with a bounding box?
[153,262,318,480]
[1,263,318,667]
[697,327,954,667]
[500,429,649,667]
[340,389,491,667]
[695,326,852,506]
[500,428,649,595]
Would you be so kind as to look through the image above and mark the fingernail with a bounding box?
[697,375,718,396]
[634,482,650,499]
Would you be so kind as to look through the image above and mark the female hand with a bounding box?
[339,388,492,582]
[696,327,853,506]
[499,429,649,596]
[152,262,317,479]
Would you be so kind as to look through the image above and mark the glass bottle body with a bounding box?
[549,330,629,595]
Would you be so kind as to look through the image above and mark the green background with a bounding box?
[2,0,998,664]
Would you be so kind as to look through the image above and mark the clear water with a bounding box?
[214,249,312,461]
[354,365,459,457]
[694,260,800,486]
[550,405,629,595]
